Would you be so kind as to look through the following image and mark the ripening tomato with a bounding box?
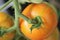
[0,12,15,40]
[19,2,58,40]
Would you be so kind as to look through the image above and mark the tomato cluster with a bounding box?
[0,1,58,40]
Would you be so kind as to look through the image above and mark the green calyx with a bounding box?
[30,16,42,31]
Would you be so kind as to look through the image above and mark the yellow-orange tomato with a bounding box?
[19,2,58,40]
[0,12,15,40]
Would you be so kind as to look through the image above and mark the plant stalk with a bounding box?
[6,0,32,34]
[0,0,13,10]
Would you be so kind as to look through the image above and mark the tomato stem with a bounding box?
[30,16,42,31]
[18,14,32,24]
[0,0,13,10]
[6,0,31,38]
[6,0,22,36]
[5,0,22,36]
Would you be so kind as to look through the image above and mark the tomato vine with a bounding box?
[0,0,43,40]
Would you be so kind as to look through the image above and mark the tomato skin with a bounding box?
[19,2,58,40]
[0,12,14,28]
[31,28,59,40]
[0,12,15,40]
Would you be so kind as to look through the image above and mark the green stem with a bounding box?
[13,1,31,39]
[13,0,30,24]
[13,0,32,24]
[6,25,16,32]
[6,0,32,34]
[0,0,13,10]
[13,0,32,39]
[6,0,19,33]
[18,13,32,24]
[13,0,23,36]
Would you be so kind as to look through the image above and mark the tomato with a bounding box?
[19,2,58,40]
[0,12,15,40]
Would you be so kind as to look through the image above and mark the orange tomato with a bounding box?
[19,2,58,40]
[0,12,15,40]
